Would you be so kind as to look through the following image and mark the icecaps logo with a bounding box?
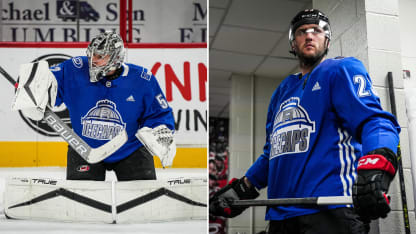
[81,100,126,140]
[269,97,315,159]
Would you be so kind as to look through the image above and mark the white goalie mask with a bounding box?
[86,31,126,82]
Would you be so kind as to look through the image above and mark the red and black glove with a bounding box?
[352,147,397,222]
[209,177,259,218]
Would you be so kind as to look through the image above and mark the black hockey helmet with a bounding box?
[289,9,331,55]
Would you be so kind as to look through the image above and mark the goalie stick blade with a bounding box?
[88,130,128,164]
[231,196,353,207]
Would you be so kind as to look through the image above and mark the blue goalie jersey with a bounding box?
[50,56,175,163]
[245,57,400,220]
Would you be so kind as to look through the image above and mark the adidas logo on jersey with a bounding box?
[126,95,135,102]
[312,81,321,91]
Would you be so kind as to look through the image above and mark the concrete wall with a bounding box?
[365,1,416,232]
[314,0,415,233]
[399,0,416,233]
[400,0,416,214]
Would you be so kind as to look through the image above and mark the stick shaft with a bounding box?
[387,72,411,234]
[0,65,17,86]
[231,196,352,207]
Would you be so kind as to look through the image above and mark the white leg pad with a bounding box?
[4,178,113,223]
[3,177,207,223]
[115,178,207,223]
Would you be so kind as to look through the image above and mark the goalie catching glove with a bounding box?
[210,177,259,218]
[136,125,176,167]
[352,147,397,222]
[11,61,57,120]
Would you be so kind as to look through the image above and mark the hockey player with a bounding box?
[12,31,176,181]
[210,9,400,234]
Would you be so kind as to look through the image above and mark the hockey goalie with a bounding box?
[5,31,206,223]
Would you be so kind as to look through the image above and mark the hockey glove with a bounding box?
[136,125,176,167]
[12,61,57,120]
[352,147,397,222]
[209,177,259,218]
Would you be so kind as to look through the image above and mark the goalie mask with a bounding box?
[86,31,126,82]
[289,9,331,56]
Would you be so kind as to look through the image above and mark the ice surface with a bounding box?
[0,167,207,234]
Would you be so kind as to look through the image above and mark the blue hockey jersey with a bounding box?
[245,57,400,220]
[50,56,175,163]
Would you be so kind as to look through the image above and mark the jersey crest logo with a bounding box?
[270,97,315,159]
[72,57,83,68]
[81,100,126,140]
[312,81,321,91]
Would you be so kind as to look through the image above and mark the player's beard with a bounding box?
[297,48,325,68]
[295,42,327,68]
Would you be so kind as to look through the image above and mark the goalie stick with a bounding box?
[0,64,128,164]
[387,72,411,234]
[231,196,352,207]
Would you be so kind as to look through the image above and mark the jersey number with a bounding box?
[353,75,371,97]
[156,94,169,109]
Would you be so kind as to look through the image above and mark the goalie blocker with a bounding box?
[4,177,207,223]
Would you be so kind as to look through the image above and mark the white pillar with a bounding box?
[228,74,282,234]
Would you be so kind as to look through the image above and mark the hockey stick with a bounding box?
[231,196,352,207]
[0,64,128,164]
[387,72,411,234]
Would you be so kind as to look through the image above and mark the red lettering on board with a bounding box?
[151,61,207,102]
